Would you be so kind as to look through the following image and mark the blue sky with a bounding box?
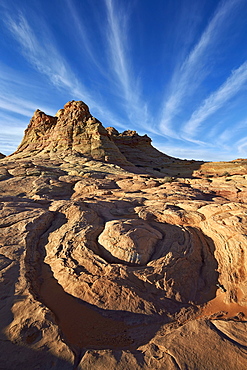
[1,0,247,160]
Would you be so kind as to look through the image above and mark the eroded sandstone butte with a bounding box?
[0,100,247,369]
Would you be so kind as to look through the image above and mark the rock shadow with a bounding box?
[84,199,219,307]
[0,264,71,369]
[24,210,163,369]
[23,201,221,368]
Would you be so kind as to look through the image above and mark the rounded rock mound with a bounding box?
[98,219,163,265]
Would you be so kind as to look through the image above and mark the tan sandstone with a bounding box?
[0,101,247,369]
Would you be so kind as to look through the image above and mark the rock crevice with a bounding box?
[1,100,247,369]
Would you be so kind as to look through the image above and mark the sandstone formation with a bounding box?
[14,101,130,167]
[98,219,163,265]
[0,101,247,369]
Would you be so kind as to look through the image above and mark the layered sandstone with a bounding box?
[105,127,174,168]
[14,101,130,166]
[0,101,247,369]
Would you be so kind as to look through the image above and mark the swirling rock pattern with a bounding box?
[1,101,247,369]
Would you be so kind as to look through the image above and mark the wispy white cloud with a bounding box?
[0,68,54,117]
[0,96,35,117]
[0,124,25,137]
[217,117,247,144]
[155,143,234,161]
[159,0,243,138]
[105,0,130,92]
[4,12,92,101]
[64,0,105,74]
[0,135,23,155]
[0,113,26,154]
[104,0,151,127]
[3,10,131,129]
[236,135,247,155]
[183,61,247,136]
[1,0,246,162]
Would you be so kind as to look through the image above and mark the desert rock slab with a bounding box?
[98,219,163,265]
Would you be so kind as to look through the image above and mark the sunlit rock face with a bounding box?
[98,219,163,265]
[1,100,247,369]
[13,100,130,165]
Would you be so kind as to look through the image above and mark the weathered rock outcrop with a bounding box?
[98,219,163,265]
[14,101,130,166]
[0,101,247,369]
[105,127,174,169]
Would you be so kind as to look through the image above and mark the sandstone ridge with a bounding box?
[14,101,130,166]
[11,100,207,177]
[0,101,247,369]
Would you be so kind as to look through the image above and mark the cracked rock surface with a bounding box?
[1,101,247,369]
